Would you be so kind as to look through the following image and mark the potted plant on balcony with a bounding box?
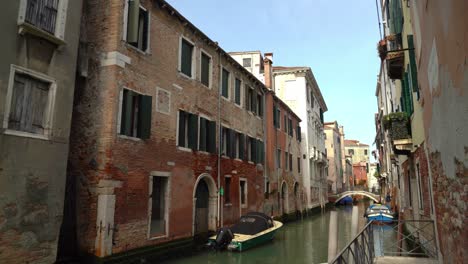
[383,112,411,140]
[377,39,387,61]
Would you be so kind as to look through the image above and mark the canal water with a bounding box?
[162,202,370,264]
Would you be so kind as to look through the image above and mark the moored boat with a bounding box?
[208,212,283,252]
[364,204,395,223]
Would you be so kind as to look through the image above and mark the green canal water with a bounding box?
[162,202,370,264]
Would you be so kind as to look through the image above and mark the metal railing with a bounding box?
[330,219,438,263]
[330,221,375,264]
[376,219,438,258]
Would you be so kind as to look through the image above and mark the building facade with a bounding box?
[0,1,83,263]
[375,0,467,262]
[67,0,266,260]
[324,121,343,194]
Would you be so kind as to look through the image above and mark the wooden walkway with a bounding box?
[375,257,438,264]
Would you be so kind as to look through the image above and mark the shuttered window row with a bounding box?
[221,127,264,164]
[120,89,152,139]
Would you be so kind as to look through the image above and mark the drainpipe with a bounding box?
[217,48,221,228]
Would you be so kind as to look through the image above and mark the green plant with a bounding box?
[382,112,408,130]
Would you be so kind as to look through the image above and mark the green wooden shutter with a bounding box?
[239,133,245,160]
[127,0,140,43]
[207,120,216,154]
[273,105,277,127]
[258,140,264,164]
[178,111,186,147]
[251,138,257,163]
[407,35,418,92]
[235,79,241,104]
[222,69,229,97]
[251,92,257,114]
[188,114,198,150]
[121,89,134,136]
[199,118,207,151]
[201,53,210,86]
[137,95,152,139]
[181,40,193,77]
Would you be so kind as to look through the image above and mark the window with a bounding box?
[284,115,288,133]
[243,58,251,67]
[310,90,314,108]
[285,152,289,171]
[288,118,293,137]
[200,52,211,87]
[180,38,194,77]
[126,1,149,51]
[234,78,241,105]
[364,149,368,155]
[25,0,59,34]
[256,140,264,164]
[240,179,247,207]
[296,125,302,141]
[4,71,55,137]
[246,87,256,113]
[297,157,301,173]
[237,132,245,160]
[348,149,355,155]
[178,110,198,149]
[149,175,168,237]
[276,149,282,168]
[221,68,229,98]
[120,89,152,139]
[289,154,293,171]
[221,127,228,156]
[247,136,257,162]
[256,93,263,117]
[225,177,231,204]
[199,117,216,153]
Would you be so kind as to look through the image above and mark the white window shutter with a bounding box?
[17,0,27,24]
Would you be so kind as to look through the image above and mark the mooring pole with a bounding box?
[327,210,338,262]
[348,205,359,264]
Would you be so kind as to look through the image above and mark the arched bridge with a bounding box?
[334,190,380,203]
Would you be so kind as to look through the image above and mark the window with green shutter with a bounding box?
[235,78,241,105]
[177,110,198,149]
[181,39,194,77]
[288,118,293,137]
[238,133,245,160]
[201,52,211,87]
[256,94,262,117]
[199,117,208,152]
[407,35,419,95]
[120,88,152,139]
[222,68,229,98]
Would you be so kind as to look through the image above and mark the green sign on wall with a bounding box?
[220,187,224,196]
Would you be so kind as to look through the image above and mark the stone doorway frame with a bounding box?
[192,173,217,235]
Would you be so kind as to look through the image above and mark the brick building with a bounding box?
[0,0,83,263]
[66,0,267,260]
[262,57,303,218]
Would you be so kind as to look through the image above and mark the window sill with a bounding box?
[118,134,142,141]
[234,158,243,162]
[3,129,50,141]
[197,150,210,155]
[241,204,247,209]
[224,203,232,207]
[248,161,254,165]
[177,146,192,152]
[18,22,65,46]
[234,103,242,109]
[177,71,194,80]
[221,96,230,102]
[124,42,150,56]
[221,155,230,159]
[148,234,168,241]
[200,83,211,89]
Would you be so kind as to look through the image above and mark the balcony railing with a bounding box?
[383,112,411,141]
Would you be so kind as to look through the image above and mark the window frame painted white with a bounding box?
[220,66,231,100]
[3,65,57,140]
[175,109,192,152]
[147,171,171,240]
[17,0,69,41]
[178,36,196,79]
[122,0,151,53]
[198,113,213,153]
[116,87,148,141]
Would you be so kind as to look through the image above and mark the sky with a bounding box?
[166,0,382,152]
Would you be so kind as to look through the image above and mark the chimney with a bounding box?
[263,52,273,90]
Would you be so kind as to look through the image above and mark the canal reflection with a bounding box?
[162,202,370,264]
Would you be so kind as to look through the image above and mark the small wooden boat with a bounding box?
[364,203,395,223]
[208,212,283,252]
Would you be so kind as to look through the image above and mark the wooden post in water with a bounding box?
[327,210,338,262]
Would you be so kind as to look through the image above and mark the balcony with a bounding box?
[383,112,412,154]
[386,51,405,79]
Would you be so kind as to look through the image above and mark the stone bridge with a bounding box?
[333,190,380,203]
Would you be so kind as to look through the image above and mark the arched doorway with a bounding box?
[281,182,288,215]
[193,174,217,235]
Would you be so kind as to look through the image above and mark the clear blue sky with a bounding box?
[167,0,381,151]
